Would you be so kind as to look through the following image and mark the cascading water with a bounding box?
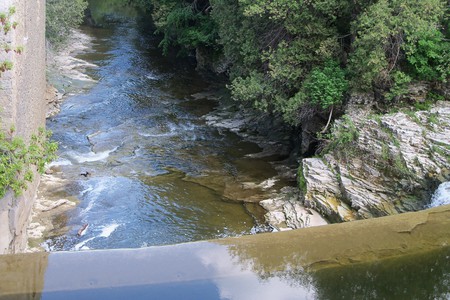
[429,182,450,208]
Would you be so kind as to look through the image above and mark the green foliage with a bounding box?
[230,71,271,111]
[0,60,13,73]
[146,0,449,124]
[321,115,359,154]
[302,61,348,109]
[0,7,17,77]
[413,100,433,111]
[350,0,449,92]
[151,0,218,55]
[210,0,350,124]
[406,30,450,81]
[427,113,439,125]
[46,0,88,46]
[427,91,445,102]
[385,71,412,101]
[297,162,307,193]
[0,7,57,198]
[0,128,58,198]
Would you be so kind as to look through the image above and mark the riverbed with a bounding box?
[28,20,301,251]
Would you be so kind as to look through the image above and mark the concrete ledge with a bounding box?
[0,204,448,298]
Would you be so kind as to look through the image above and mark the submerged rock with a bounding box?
[302,101,450,222]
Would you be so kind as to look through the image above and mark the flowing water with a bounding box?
[430,182,450,208]
[39,22,293,251]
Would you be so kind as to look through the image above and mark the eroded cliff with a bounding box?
[302,98,450,222]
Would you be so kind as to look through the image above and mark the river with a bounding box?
[35,19,298,251]
[17,7,450,299]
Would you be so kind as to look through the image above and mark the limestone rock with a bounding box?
[260,187,328,230]
[301,101,450,222]
[46,84,64,118]
[302,158,356,222]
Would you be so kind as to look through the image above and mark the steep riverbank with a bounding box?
[301,96,450,222]
[28,29,98,252]
[28,13,450,252]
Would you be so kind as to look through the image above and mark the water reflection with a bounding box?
[0,242,448,300]
[312,247,450,300]
[0,252,48,300]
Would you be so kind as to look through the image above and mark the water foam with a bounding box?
[429,182,450,207]
[74,237,96,251]
[69,147,118,163]
[99,223,120,238]
[79,179,110,215]
[73,223,120,251]
[48,158,73,167]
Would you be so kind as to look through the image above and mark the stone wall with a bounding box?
[0,0,46,254]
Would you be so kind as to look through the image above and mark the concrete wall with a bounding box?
[0,0,46,254]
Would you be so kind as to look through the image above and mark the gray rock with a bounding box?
[302,101,450,222]
[260,187,328,230]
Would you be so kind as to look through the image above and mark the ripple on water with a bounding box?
[68,147,118,163]
[38,22,291,252]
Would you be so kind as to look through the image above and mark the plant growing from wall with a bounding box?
[0,7,59,198]
[0,6,17,77]
[320,115,359,155]
[0,127,58,198]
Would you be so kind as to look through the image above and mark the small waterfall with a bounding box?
[429,182,450,207]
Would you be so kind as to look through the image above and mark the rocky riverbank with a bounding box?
[203,97,330,230]
[45,29,97,118]
[204,85,450,227]
[27,29,97,252]
[301,99,450,222]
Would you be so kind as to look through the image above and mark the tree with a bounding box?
[349,0,449,94]
[46,0,88,46]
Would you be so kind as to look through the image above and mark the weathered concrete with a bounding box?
[0,204,449,298]
[0,0,47,254]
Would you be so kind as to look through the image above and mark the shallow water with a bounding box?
[40,23,293,251]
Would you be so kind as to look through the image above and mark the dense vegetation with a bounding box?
[46,0,88,45]
[141,0,449,126]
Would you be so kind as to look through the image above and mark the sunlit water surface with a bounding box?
[40,22,294,251]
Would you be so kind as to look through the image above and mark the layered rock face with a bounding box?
[302,100,450,222]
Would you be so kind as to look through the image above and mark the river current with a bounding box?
[39,23,293,251]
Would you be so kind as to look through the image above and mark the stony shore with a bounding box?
[27,29,97,252]
[302,100,450,222]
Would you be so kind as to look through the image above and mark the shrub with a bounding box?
[0,127,58,198]
[302,60,348,110]
[46,0,88,46]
